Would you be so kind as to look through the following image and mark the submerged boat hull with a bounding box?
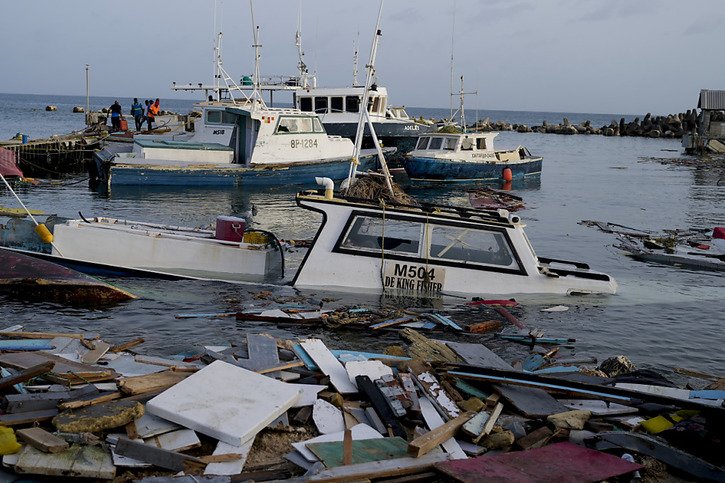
[403,156,543,182]
[0,247,135,305]
[109,156,378,187]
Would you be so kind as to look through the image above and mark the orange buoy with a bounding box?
[502,167,513,182]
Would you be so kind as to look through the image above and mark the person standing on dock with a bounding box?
[109,101,122,131]
[130,98,144,132]
[146,99,157,131]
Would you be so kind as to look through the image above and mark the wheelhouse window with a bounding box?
[299,97,313,112]
[275,116,319,134]
[415,137,429,150]
[330,97,344,113]
[206,110,237,124]
[314,97,328,113]
[476,138,487,150]
[429,226,519,269]
[444,137,458,150]
[340,216,423,256]
[428,137,444,150]
[346,96,360,113]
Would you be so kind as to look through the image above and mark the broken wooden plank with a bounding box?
[300,339,357,394]
[444,342,512,371]
[411,368,460,420]
[204,438,254,476]
[146,360,300,446]
[474,403,503,444]
[410,410,472,458]
[14,444,115,479]
[114,436,202,471]
[0,339,53,351]
[461,411,490,439]
[0,362,54,391]
[308,452,451,482]
[4,384,97,413]
[16,427,69,453]
[370,316,416,330]
[118,371,190,396]
[400,329,462,363]
[58,391,122,410]
[0,331,89,340]
[109,337,145,353]
[80,341,111,365]
[557,399,638,416]
[419,397,467,460]
[0,409,58,426]
[0,352,115,384]
[309,437,409,468]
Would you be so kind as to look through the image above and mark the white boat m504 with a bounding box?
[293,189,617,296]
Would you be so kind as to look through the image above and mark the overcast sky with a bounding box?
[2,0,723,114]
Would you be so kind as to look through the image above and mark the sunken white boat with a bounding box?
[1,216,284,283]
[292,187,617,296]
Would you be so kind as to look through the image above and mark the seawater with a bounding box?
[0,93,723,375]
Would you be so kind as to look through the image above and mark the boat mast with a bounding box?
[248,0,264,107]
[452,75,476,132]
[295,2,309,88]
[84,64,90,126]
[212,0,219,99]
[449,1,456,124]
[352,32,360,87]
[346,0,394,196]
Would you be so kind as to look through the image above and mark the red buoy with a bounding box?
[502,167,513,182]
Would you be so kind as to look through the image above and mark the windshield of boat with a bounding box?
[428,225,519,269]
[275,116,325,134]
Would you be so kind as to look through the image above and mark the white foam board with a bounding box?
[300,339,357,394]
[312,399,345,434]
[346,360,393,386]
[147,360,301,446]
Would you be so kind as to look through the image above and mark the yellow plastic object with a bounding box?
[641,415,673,434]
[34,223,54,243]
[0,426,21,455]
[242,231,270,245]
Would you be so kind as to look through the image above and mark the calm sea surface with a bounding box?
[0,93,723,376]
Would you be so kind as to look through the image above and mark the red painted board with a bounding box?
[435,442,643,483]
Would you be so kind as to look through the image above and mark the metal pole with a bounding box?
[85,64,90,126]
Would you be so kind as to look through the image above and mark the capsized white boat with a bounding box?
[292,187,617,296]
[43,216,284,283]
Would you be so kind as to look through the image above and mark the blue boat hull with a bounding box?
[110,157,378,187]
[403,156,543,182]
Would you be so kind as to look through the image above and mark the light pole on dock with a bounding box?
[85,64,90,126]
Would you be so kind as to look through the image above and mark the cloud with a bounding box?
[684,14,724,36]
[575,0,654,22]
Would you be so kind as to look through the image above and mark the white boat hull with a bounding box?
[51,219,283,283]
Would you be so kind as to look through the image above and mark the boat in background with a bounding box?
[0,247,135,305]
[403,76,543,183]
[0,215,284,283]
[101,103,381,187]
[293,85,434,153]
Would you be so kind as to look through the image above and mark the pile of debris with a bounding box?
[0,313,722,482]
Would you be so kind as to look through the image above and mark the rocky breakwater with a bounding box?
[471,110,699,139]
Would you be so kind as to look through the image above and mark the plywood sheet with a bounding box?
[300,339,357,394]
[444,341,512,370]
[147,360,301,446]
[308,437,408,468]
[435,441,643,482]
[494,384,568,418]
[292,423,383,462]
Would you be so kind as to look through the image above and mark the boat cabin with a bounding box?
[295,86,390,119]
[412,133,500,161]
[123,104,353,167]
[293,190,617,296]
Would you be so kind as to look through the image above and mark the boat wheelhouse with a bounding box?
[293,189,617,296]
[403,132,543,182]
[294,86,433,151]
[104,104,379,187]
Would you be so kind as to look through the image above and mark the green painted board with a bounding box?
[307,437,408,468]
[454,379,490,399]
